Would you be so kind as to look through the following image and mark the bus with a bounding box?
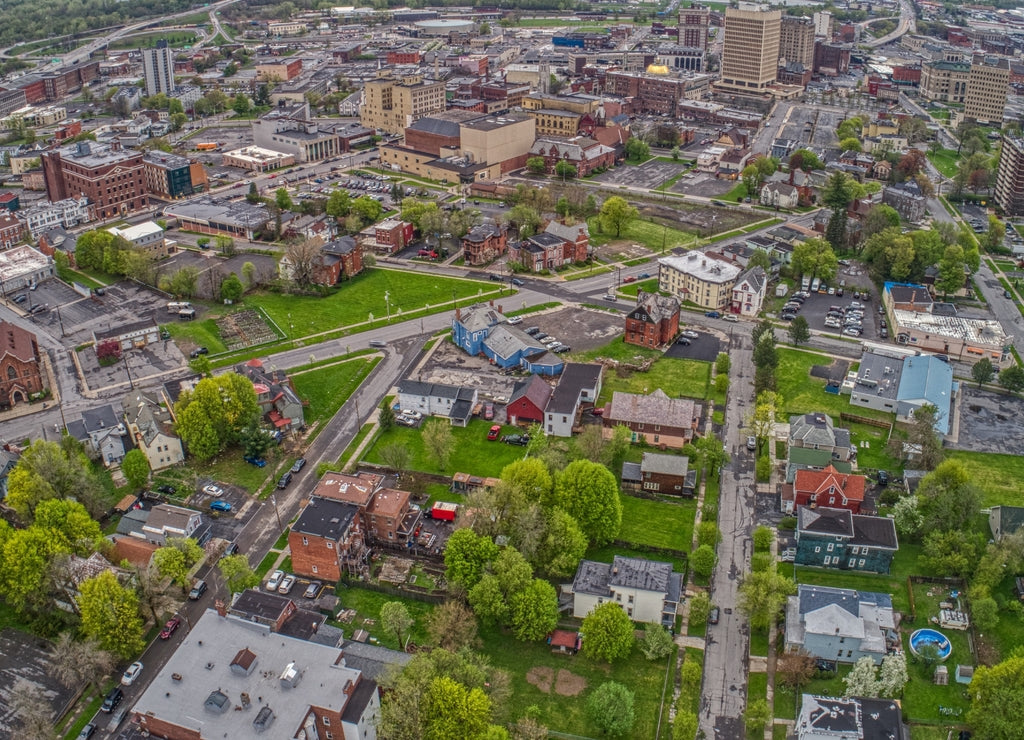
[195,142,220,152]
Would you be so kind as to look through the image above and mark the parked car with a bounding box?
[724,314,739,322]
[159,616,181,639]
[876,470,890,486]
[501,434,530,446]
[603,294,617,302]
[489,273,502,281]
[278,574,296,594]
[369,340,387,348]
[189,347,208,358]
[483,402,494,420]
[122,661,144,686]
[210,500,232,512]
[487,424,502,441]
[12,294,26,304]
[676,337,691,346]
[395,414,417,427]
[553,344,571,353]
[681,330,699,339]
[291,457,307,473]
[189,579,208,600]
[203,484,224,496]
[244,456,267,467]
[622,275,636,283]
[402,409,423,421]
[101,688,124,713]
[222,541,239,558]
[639,272,650,279]
[77,723,96,739]
[746,436,757,451]
[511,278,524,286]
[277,472,293,489]
[267,570,285,591]
[304,581,322,599]
[506,315,523,325]
[705,311,720,319]
[524,327,540,335]
[708,607,720,625]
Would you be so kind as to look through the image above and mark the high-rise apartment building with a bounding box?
[779,16,815,68]
[360,71,446,135]
[813,11,833,38]
[141,41,176,97]
[678,3,710,51]
[719,6,782,92]
[995,136,1024,217]
[964,59,1010,124]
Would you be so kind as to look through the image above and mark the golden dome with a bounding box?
[646,63,670,75]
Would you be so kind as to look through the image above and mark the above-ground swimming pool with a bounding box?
[909,628,952,661]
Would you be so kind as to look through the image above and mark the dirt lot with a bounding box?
[593,159,688,189]
[670,172,734,198]
[955,385,1024,454]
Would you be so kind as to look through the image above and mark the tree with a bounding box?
[5,438,105,522]
[791,237,838,283]
[351,195,383,225]
[232,93,250,116]
[552,460,622,545]
[379,442,411,472]
[421,676,493,740]
[624,137,650,161]
[639,624,675,660]
[599,196,639,239]
[917,459,979,532]
[0,525,68,615]
[787,314,810,345]
[896,403,944,470]
[983,215,1006,251]
[691,544,716,578]
[966,654,1024,739]
[507,578,558,641]
[745,699,772,735]
[283,238,324,290]
[378,403,396,432]
[741,164,761,198]
[581,602,635,664]
[554,160,576,180]
[469,547,532,626]
[777,651,817,690]
[738,570,796,630]
[935,244,966,298]
[696,432,729,479]
[427,600,479,651]
[862,205,901,240]
[326,189,351,219]
[892,495,923,537]
[220,272,244,302]
[50,633,115,691]
[9,677,54,740]
[175,373,259,460]
[77,570,145,659]
[444,529,498,591]
[274,187,293,212]
[533,507,587,579]
[673,710,699,740]
[688,593,711,626]
[423,419,455,470]
[119,449,151,492]
[999,365,1024,395]
[381,601,414,649]
[246,182,260,203]
[877,652,908,697]
[972,596,999,632]
[218,553,259,594]
[844,656,880,697]
[586,681,635,736]
[839,137,861,152]
[789,148,823,172]
[966,358,996,390]
[152,544,191,590]
[507,204,542,237]
[167,265,200,298]
[921,529,983,579]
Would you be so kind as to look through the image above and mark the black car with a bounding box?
[524,326,540,335]
[222,542,239,557]
[489,274,502,281]
[189,347,208,358]
[290,458,306,474]
[876,470,890,487]
[677,337,691,345]
[277,472,293,489]
[708,607,720,625]
[501,434,530,446]
[77,723,97,739]
[188,579,208,600]
[12,294,26,304]
[101,687,124,713]
[157,484,176,495]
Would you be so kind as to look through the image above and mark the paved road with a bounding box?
[700,323,756,739]
[864,0,916,48]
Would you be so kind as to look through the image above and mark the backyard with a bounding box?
[598,356,712,405]
[618,492,697,553]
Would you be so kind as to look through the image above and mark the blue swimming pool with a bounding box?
[909,628,952,661]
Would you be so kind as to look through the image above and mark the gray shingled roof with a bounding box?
[607,389,697,429]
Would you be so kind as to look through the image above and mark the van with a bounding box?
[724,314,738,322]
[369,340,387,348]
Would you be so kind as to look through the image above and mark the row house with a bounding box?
[121,390,184,472]
[508,220,589,272]
[289,496,364,581]
[461,222,507,266]
[359,219,414,255]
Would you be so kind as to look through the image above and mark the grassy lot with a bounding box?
[588,216,696,252]
[777,348,892,422]
[618,493,696,552]
[561,265,614,281]
[618,278,660,297]
[598,357,711,405]
[947,450,1024,507]
[478,624,670,740]
[255,551,279,580]
[361,418,528,477]
[331,585,436,650]
[750,628,770,657]
[749,671,768,703]
[62,268,104,290]
[290,356,379,424]
[574,337,662,364]
[927,149,959,178]
[337,422,376,468]
[163,318,229,355]
[586,541,687,574]
[171,445,286,494]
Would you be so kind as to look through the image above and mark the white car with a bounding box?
[681,330,700,339]
[121,661,143,686]
[278,574,296,594]
[266,569,285,591]
[401,409,422,421]
[202,484,224,496]
[506,316,523,325]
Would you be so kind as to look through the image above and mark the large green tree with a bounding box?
[507,578,559,641]
[5,438,105,521]
[966,654,1024,739]
[599,196,639,238]
[738,570,796,630]
[916,459,979,533]
[77,570,145,660]
[586,681,635,736]
[33,498,102,555]
[581,602,635,664]
[421,676,494,740]
[552,460,622,545]
[174,372,259,460]
[218,553,260,594]
[444,529,499,591]
[791,237,838,283]
[121,448,150,490]
[381,601,415,649]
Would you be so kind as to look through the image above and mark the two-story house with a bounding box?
[731,265,767,317]
[625,291,680,348]
[122,391,184,471]
[452,302,564,376]
[784,464,867,515]
[138,503,207,546]
[461,222,507,266]
[396,380,478,426]
[544,363,603,437]
[289,496,364,582]
[795,506,898,573]
[621,452,697,497]
[785,584,899,665]
[569,555,682,627]
[506,374,552,426]
[788,413,854,461]
[312,472,420,546]
[235,359,305,432]
[603,389,700,448]
[66,404,127,466]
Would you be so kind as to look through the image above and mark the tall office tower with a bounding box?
[995,136,1024,217]
[678,3,710,51]
[964,58,1010,124]
[719,6,782,92]
[779,16,815,67]
[812,11,832,38]
[142,40,176,97]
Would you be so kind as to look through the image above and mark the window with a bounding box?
[829,497,835,505]
[628,595,634,603]
[323,717,331,726]
[859,559,866,568]
[826,543,834,552]
[302,537,308,546]
[814,546,821,553]
[847,650,853,658]
[823,556,830,565]
[850,546,859,555]
[311,564,318,574]
[849,559,856,568]
[327,541,334,549]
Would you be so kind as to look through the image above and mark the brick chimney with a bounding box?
[215,598,227,617]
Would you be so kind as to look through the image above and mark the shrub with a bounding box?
[691,545,716,578]
[756,454,771,482]
[751,552,774,573]
[753,526,774,552]
[697,522,721,548]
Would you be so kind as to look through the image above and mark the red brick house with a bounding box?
[318,236,363,282]
[312,471,420,544]
[625,291,680,348]
[789,465,866,514]
[0,213,24,249]
[360,218,414,255]
[527,136,616,177]
[509,220,589,271]
[461,222,507,265]
[0,321,42,408]
[507,374,552,425]
[603,389,700,448]
[288,496,364,581]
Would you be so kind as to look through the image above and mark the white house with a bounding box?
[568,555,682,627]
[761,181,800,209]
[696,146,727,172]
[66,404,127,466]
[543,363,603,437]
[108,220,171,258]
[731,265,767,317]
[122,391,185,471]
[396,380,479,426]
[139,504,205,546]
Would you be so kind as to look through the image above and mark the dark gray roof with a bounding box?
[640,452,689,476]
[338,640,412,681]
[608,555,674,592]
[341,677,378,724]
[888,284,932,306]
[229,589,291,623]
[79,403,121,434]
[798,505,854,537]
[851,514,898,550]
[547,363,601,414]
[797,584,892,618]
[292,496,357,540]
[798,695,905,740]
[527,232,565,249]
[322,236,357,255]
[509,374,552,410]
[621,461,642,483]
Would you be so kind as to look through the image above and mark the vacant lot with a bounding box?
[291,356,380,425]
[619,492,696,552]
[599,356,712,405]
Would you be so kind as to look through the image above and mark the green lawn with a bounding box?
[748,671,768,702]
[618,492,696,552]
[163,318,229,355]
[331,585,437,651]
[586,541,687,574]
[588,216,697,252]
[337,422,376,468]
[184,445,285,493]
[598,356,712,405]
[947,450,1024,507]
[927,149,959,179]
[618,278,660,297]
[777,348,892,422]
[290,356,379,424]
[362,419,528,477]
[574,337,663,364]
[478,624,670,739]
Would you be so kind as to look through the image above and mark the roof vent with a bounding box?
[204,690,230,714]
[280,662,302,689]
[253,706,275,733]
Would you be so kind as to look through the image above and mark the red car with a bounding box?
[159,616,182,640]
[623,275,636,283]
[487,424,501,441]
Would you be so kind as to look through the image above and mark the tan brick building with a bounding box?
[718,7,781,92]
[965,59,1009,124]
[360,72,446,135]
[779,16,815,68]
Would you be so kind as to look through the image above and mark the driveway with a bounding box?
[664,331,720,362]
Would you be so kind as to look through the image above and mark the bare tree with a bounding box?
[50,633,116,690]
[134,564,177,625]
[378,443,410,472]
[9,678,55,740]
[284,238,323,290]
[426,600,480,651]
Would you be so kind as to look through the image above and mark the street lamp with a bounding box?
[384,290,391,322]
[269,495,283,530]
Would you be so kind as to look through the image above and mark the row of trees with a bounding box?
[173,372,260,461]
[861,223,979,288]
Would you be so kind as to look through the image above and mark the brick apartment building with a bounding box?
[0,321,42,408]
[288,496,364,581]
[461,223,507,265]
[311,471,420,544]
[41,142,147,219]
[359,218,414,255]
[0,214,24,249]
[624,291,681,347]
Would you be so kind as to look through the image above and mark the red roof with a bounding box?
[549,630,580,649]
[268,409,291,428]
[245,358,264,368]
[793,465,865,502]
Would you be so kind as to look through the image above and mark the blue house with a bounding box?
[452,302,565,376]
[795,506,898,574]
[785,585,899,665]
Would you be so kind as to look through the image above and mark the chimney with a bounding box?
[215,598,227,617]
[455,306,462,321]
[497,304,502,314]
[489,299,494,307]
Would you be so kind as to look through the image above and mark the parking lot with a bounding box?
[76,333,188,393]
[187,479,259,544]
[664,329,721,362]
[780,264,882,341]
[593,159,688,189]
[956,385,1024,455]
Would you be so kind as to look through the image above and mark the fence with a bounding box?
[338,575,447,605]
[839,412,892,430]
